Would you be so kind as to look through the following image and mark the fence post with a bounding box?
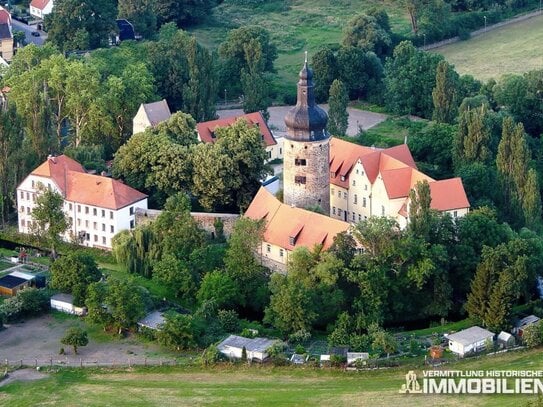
[80,358,82,368]
[20,360,22,368]
[144,357,147,367]
[35,359,38,368]
[50,358,52,368]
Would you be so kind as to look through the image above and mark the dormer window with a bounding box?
[289,236,295,245]
[331,172,336,178]
[211,131,216,139]
[340,176,345,181]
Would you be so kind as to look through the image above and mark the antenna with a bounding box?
[304,50,308,64]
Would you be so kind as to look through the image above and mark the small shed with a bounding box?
[217,335,278,362]
[513,315,540,337]
[0,274,31,296]
[446,326,494,357]
[497,331,515,349]
[290,353,306,365]
[347,352,369,367]
[320,354,331,366]
[50,293,87,316]
[137,311,166,331]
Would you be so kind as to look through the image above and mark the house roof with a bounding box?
[245,187,350,251]
[497,331,513,341]
[217,335,277,353]
[9,271,35,281]
[30,0,51,10]
[330,138,470,213]
[0,23,11,40]
[51,293,74,304]
[0,7,11,25]
[140,99,171,127]
[30,155,147,210]
[197,112,277,147]
[0,274,27,289]
[137,311,165,330]
[447,326,494,346]
[515,315,540,328]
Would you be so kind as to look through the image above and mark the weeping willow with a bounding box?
[112,226,158,278]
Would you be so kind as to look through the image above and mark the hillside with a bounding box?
[189,0,412,84]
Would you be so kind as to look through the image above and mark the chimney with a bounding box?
[47,154,56,163]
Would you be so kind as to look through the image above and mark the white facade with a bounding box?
[17,174,147,250]
[29,0,54,19]
[219,345,268,361]
[447,327,494,357]
[50,298,87,316]
[266,136,283,161]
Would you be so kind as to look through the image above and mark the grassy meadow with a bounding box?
[434,13,543,81]
[3,348,543,406]
[190,0,412,85]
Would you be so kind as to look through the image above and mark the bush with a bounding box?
[458,27,471,41]
[240,328,256,338]
[217,309,240,333]
[201,344,221,366]
[288,329,311,345]
[0,288,50,322]
[294,344,306,354]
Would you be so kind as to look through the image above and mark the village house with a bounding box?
[16,155,148,249]
[132,99,172,135]
[245,187,351,273]
[513,315,540,337]
[29,0,54,20]
[329,138,470,228]
[0,6,13,62]
[217,335,278,362]
[196,112,282,162]
[446,326,494,357]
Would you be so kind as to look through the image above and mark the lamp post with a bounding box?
[224,89,227,106]
[423,33,426,48]
[484,16,487,32]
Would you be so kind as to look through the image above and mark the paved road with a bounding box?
[217,104,387,137]
[12,18,47,46]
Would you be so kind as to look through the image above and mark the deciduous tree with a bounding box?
[327,79,349,136]
[61,326,89,354]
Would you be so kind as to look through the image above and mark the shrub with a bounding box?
[217,309,240,333]
[294,344,306,354]
[288,329,311,345]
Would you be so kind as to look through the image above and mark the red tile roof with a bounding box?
[245,188,350,251]
[429,178,470,211]
[197,112,277,147]
[0,7,11,24]
[31,155,147,210]
[330,137,470,213]
[30,0,51,10]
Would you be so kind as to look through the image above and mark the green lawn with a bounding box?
[433,13,543,81]
[189,0,412,85]
[3,348,543,406]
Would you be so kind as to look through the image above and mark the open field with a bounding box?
[2,348,543,406]
[434,13,543,81]
[190,0,411,84]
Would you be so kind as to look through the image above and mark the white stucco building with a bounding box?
[217,335,278,362]
[329,138,470,228]
[29,0,54,19]
[132,99,172,135]
[446,326,494,357]
[17,155,147,250]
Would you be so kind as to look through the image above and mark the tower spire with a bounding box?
[304,50,308,64]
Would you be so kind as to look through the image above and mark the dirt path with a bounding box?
[0,368,49,387]
[218,105,387,137]
[0,315,172,366]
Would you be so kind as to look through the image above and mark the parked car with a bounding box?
[31,31,40,37]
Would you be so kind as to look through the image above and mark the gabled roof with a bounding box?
[30,0,51,10]
[197,112,277,147]
[330,138,470,212]
[245,187,350,251]
[140,99,171,127]
[428,178,470,211]
[217,335,277,353]
[29,155,147,210]
[0,7,11,25]
[515,315,540,328]
[447,326,494,346]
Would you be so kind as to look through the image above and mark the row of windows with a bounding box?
[19,191,36,202]
[331,207,369,222]
[20,206,31,215]
[81,233,108,246]
[294,176,306,184]
[72,203,115,219]
[20,219,32,228]
[266,244,284,258]
[73,218,115,234]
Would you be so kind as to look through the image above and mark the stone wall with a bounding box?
[135,208,239,238]
[283,138,330,213]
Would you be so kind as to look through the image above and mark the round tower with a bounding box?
[283,54,330,213]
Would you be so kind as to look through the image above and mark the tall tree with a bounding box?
[311,46,338,103]
[454,104,492,168]
[327,79,349,136]
[342,12,392,57]
[50,252,101,305]
[45,0,117,52]
[118,0,157,39]
[153,0,216,28]
[432,60,459,124]
[61,327,89,354]
[240,39,270,120]
[30,185,71,258]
